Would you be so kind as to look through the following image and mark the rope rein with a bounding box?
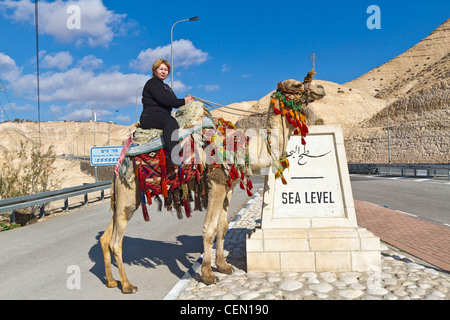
[191,96,267,117]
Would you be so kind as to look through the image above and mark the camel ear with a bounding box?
[304,71,315,83]
[277,81,285,90]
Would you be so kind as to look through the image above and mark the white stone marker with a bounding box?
[246,125,381,273]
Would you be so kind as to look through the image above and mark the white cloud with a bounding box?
[130,39,209,72]
[0,52,22,81]
[221,64,230,72]
[0,0,130,47]
[41,51,73,70]
[205,84,220,92]
[170,79,191,93]
[3,52,194,121]
[198,84,220,92]
[77,54,103,70]
[11,66,149,108]
[62,107,93,121]
[49,104,63,115]
[4,102,32,112]
[114,114,130,123]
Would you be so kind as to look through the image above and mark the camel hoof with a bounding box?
[106,280,118,288]
[217,264,234,275]
[121,285,138,294]
[201,274,218,285]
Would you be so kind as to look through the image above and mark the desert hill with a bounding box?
[346,18,450,102]
[0,120,134,156]
[0,120,136,190]
[210,80,386,132]
[213,18,449,164]
[344,18,450,163]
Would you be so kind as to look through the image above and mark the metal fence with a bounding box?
[348,163,450,179]
[0,180,112,224]
[1,163,448,225]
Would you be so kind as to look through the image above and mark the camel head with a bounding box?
[276,73,326,104]
[306,83,326,102]
[277,79,305,92]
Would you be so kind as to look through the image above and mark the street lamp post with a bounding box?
[375,89,391,164]
[108,110,119,146]
[170,16,199,89]
[136,86,144,124]
[0,85,5,123]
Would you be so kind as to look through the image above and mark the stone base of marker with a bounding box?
[246,125,381,273]
[246,227,380,273]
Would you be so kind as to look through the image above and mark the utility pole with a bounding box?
[375,89,391,164]
[35,0,41,146]
[0,85,5,123]
[309,53,318,79]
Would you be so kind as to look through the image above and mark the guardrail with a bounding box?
[0,180,112,224]
[348,163,450,179]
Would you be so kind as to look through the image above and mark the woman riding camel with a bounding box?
[140,59,194,164]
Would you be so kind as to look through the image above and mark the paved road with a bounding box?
[0,176,264,300]
[1,174,447,299]
[350,175,450,226]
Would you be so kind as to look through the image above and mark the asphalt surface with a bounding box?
[0,176,265,300]
[350,175,450,226]
[0,174,447,299]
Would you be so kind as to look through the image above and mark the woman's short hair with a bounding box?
[152,59,171,76]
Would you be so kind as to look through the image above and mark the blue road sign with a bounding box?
[90,146,122,166]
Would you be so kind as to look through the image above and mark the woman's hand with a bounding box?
[184,95,195,104]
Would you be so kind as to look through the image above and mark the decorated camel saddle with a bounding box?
[115,101,253,221]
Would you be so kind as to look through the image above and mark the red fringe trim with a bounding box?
[159,149,168,198]
[141,203,150,222]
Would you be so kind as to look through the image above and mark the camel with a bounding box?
[100,76,325,293]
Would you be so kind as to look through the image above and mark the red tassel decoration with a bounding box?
[301,137,306,145]
[247,179,253,190]
[183,200,191,218]
[286,114,292,124]
[246,188,253,197]
[146,190,152,205]
[302,123,309,134]
[227,179,232,188]
[231,166,238,180]
[142,203,150,222]
[196,165,201,182]
[160,149,168,198]
[240,181,245,190]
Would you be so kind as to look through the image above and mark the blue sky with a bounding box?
[0,0,448,125]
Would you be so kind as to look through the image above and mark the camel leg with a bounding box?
[110,210,137,294]
[201,181,227,285]
[101,174,140,294]
[100,217,117,288]
[215,187,234,275]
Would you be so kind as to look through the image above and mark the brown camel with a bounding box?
[100,77,325,293]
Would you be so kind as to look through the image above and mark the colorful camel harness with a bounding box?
[115,109,254,222]
[115,75,313,221]
[133,118,254,222]
[267,77,313,185]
